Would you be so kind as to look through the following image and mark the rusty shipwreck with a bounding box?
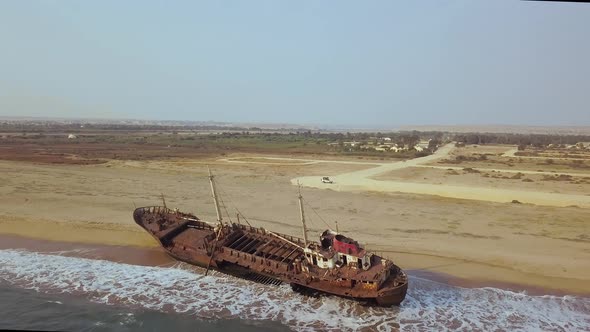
[133,169,408,306]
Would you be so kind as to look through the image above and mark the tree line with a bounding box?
[451,133,590,147]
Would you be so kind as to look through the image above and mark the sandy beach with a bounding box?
[1,145,589,296]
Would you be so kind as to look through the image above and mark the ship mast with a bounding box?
[205,167,224,277]
[208,167,223,225]
[297,183,309,248]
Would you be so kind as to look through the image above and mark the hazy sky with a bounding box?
[0,1,589,127]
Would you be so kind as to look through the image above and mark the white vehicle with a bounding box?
[321,176,333,184]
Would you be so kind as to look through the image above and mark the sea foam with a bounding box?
[0,249,588,331]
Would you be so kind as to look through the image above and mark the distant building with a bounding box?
[415,141,429,150]
[390,147,402,152]
[343,141,360,147]
[414,146,424,152]
[67,134,77,139]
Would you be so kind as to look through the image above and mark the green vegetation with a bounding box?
[1,123,443,158]
[452,132,590,146]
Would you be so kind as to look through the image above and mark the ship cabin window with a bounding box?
[322,257,328,262]
[357,258,363,269]
[312,255,317,265]
[342,255,348,266]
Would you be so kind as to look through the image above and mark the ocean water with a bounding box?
[0,286,288,332]
[0,249,588,331]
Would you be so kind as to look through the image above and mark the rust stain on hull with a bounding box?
[133,206,408,306]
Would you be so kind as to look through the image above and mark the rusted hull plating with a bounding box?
[133,206,408,306]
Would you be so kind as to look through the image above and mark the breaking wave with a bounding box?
[0,249,588,331]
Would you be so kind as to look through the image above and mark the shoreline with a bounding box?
[1,233,588,298]
[2,216,589,296]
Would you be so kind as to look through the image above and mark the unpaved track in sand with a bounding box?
[291,144,590,208]
[219,156,381,166]
[503,148,589,161]
[414,165,590,178]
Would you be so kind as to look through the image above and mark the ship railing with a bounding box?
[134,206,204,222]
[134,206,173,215]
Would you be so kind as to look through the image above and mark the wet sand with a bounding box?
[0,234,174,268]
[2,233,585,298]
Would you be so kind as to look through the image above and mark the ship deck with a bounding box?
[135,207,396,284]
[170,227,211,251]
[221,226,305,267]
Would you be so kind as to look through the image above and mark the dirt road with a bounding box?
[219,156,381,166]
[292,144,590,208]
[503,148,589,161]
[414,165,590,178]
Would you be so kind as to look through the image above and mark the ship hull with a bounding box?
[376,282,408,306]
[133,206,408,306]
[290,281,408,306]
[165,249,217,270]
[164,248,284,285]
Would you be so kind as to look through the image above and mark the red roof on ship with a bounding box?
[332,234,365,257]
